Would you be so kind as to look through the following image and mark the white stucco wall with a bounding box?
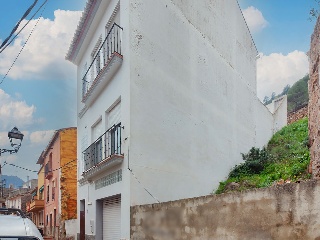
[128,0,285,205]
[254,99,275,148]
[65,219,77,238]
[272,96,288,133]
[73,0,287,238]
[75,0,131,238]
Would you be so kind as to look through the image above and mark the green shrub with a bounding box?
[229,147,270,178]
[215,118,311,194]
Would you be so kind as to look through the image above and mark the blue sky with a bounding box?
[0,0,317,180]
[0,0,85,180]
[239,0,318,55]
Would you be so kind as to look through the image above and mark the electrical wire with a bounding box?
[3,158,77,173]
[0,0,49,54]
[4,159,161,203]
[0,0,39,50]
[0,0,49,85]
[127,149,160,203]
[128,167,160,203]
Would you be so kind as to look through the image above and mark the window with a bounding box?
[45,153,53,179]
[39,185,44,200]
[52,181,55,201]
[46,185,49,202]
[82,62,88,97]
[92,119,103,164]
[107,101,121,154]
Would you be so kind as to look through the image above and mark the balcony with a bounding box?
[45,161,53,180]
[82,123,123,180]
[27,199,44,212]
[82,23,123,106]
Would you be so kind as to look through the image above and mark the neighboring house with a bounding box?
[36,128,77,240]
[66,0,287,239]
[5,188,33,213]
[26,165,45,235]
[23,178,38,189]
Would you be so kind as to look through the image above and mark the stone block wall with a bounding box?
[131,180,320,240]
[60,128,77,221]
[309,17,320,178]
[287,105,308,125]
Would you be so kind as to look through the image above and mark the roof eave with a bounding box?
[66,0,101,65]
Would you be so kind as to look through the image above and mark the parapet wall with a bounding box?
[131,180,320,240]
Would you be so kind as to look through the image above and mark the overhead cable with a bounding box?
[0,0,39,50]
[3,158,77,173]
[0,0,48,54]
[0,0,48,85]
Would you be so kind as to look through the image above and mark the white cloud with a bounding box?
[1,155,18,164]
[0,10,81,80]
[257,50,309,100]
[0,132,8,146]
[29,130,55,144]
[0,89,36,130]
[242,6,268,33]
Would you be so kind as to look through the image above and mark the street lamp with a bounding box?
[0,127,24,155]
[0,127,23,206]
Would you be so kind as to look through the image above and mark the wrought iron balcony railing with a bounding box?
[82,23,123,98]
[83,123,122,172]
[45,160,52,179]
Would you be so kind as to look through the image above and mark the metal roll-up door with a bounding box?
[103,195,121,240]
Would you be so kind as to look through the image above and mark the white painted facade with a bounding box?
[67,0,287,239]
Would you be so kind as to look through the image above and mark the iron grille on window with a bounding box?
[82,23,123,97]
[52,187,55,201]
[46,186,49,203]
[45,160,52,177]
[83,123,122,171]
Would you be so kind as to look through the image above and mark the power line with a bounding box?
[128,168,160,203]
[127,149,160,203]
[0,0,49,85]
[5,155,161,203]
[0,0,49,54]
[0,0,39,50]
[3,158,77,173]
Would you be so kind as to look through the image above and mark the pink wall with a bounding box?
[43,134,61,229]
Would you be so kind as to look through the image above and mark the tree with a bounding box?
[309,0,320,21]
[287,75,309,112]
[281,84,290,96]
[263,96,270,105]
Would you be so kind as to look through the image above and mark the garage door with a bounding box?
[103,195,121,240]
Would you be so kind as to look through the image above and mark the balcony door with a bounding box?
[107,102,121,155]
[92,119,103,164]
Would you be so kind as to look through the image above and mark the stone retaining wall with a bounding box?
[287,105,308,125]
[131,180,320,240]
[309,17,320,178]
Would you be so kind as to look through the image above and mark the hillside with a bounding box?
[215,118,310,194]
[287,75,309,112]
[263,75,309,113]
[2,175,24,188]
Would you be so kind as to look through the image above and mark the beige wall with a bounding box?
[131,180,320,240]
[38,165,44,200]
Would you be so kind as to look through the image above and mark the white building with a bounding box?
[66,0,287,239]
